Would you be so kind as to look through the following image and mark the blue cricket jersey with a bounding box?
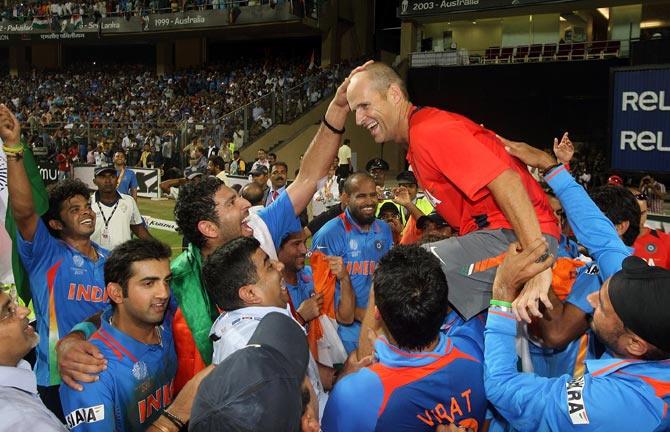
[116,168,138,196]
[60,305,177,431]
[311,209,393,352]
[485,308,670,431]
[285,267,314,311]
[16,219,108,386]
[558,234,581,259]
[258,190,302,252]
[323,333,487,431]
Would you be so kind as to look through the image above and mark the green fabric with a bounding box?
[170,243,218,365]
[5,140,49,304]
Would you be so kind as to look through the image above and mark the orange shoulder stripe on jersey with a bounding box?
[339,212,352,232]
[46,259,63,296]
[370,346,479,417]
[91,332,123,360]
[98,327,139,363]
[376,337,446,361]
[572,334,589,377]
[616,371,670,400]
[591,359,637,377]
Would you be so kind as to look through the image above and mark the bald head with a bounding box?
[343,172,376,195]
[351,62,408,100]
[241,182,265,206]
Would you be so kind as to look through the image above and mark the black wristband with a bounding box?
[162,410,186,430]
[541,163,561,176]
[322,116,345,135]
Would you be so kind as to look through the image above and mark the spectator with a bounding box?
[312,161,340,217]
[229,150,246,175]
[640,175,665,214]
[56,147,70,181]
[416,212,453,241]
[322,245,487,431]
[250,165,270,201]
[85,144,96,164]
[377,202,403,244]
[90,165,153,250]
[336,139,352,179]
[632,189,670,269]
[240,182,266,212]
[364,158,388,189]
[310,173,394,353]
[251,148,270,173]
[113,150,138,201]
[192,146,208,173]
[60,239,176,431]
[207,155,230,185]
[138,143,154,168]
[268,152,277,166]
[266,161,288,206]
[0,290,64,431]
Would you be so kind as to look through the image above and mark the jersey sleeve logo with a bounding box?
[566,376,589,425]
[585,264,600,276]
[375,240,383,251]
[132,361,149,381]
[646,243,657,253]
[349,239,358,250]
[72,255,84,268]
[65,404,105,429]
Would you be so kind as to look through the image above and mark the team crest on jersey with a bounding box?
[374,240,383,251]
[646,243,657,253]
[72,255,84,268]
[132,361,148,381]
[349,239,358,250]
[65,404,105,428]
[566,376,589,425]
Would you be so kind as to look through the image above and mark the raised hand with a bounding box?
[553,132,574,166]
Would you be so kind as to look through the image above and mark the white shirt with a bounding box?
[0,360,66,431]
[312,175,339,217]
[337,144,351,165]
[91,193,143,250]
[209,306,328,418]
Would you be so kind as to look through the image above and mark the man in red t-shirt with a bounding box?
[344,61,558,322]
[56,147,70,181]
[632,190,670,268]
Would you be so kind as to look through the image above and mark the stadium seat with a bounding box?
[556,43,572,61]
[603,40,621,58]
[587,41,608,59]
[514,45,529,63]
[541,43,557,61]
[485,46,500,64]
[527,44,543,62]
[499,47,514,63]
[571,42,586,60]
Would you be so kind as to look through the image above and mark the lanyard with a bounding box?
[97,198,120,230]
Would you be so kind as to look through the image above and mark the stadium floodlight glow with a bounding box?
[597,8,609,20]
[640,20,663,29]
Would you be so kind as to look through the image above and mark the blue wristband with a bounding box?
[70,321,97,340]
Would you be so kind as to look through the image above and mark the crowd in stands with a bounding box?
[7,57,346,171]
[2,60,670,432]
[0,0,314,21]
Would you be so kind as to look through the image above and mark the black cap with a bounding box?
[94,164,117,177]
[250,165,269,176]
[396,170,417,185]
[378,201,400,216]
[365,158,389,172]
[190,313,309,432]
[417,212,449,230]
[608,256,670,352]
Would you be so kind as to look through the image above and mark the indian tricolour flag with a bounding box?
[0,139,49,305]
[31,16,50,30]
[70,14,83,30]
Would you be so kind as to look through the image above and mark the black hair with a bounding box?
[269,152,277,159]
[343,172,375,195]
[174,176,225,249]
[209,155,226,171]
[373,245,449,351]
[202,237,260,311]
[589,185,641,246]
[270,161,288,172]
[42,179,91,238]
[104,238,171,299]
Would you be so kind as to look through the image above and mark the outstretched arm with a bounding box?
[0,105,39,241]
[287,62,373,215]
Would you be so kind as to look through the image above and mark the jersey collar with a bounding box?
[342,208,381,234]
[374,333,449,368]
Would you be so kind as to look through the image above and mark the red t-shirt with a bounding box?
[406,107,559,239]
[56,153,70,172]
[633,228,670,269]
